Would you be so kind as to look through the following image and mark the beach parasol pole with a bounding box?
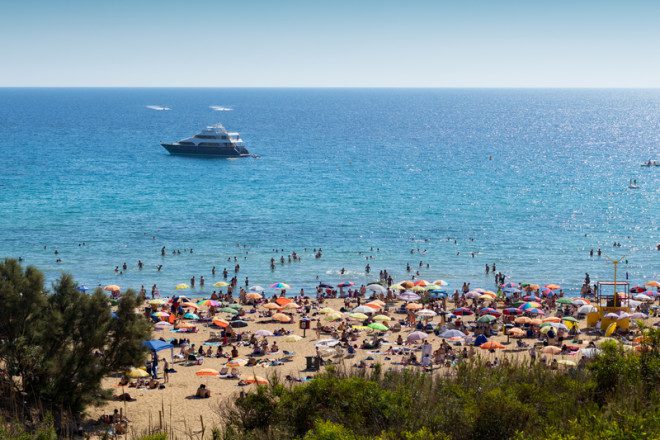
[604,254,625,307]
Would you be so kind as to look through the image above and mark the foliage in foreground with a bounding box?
[0,259,152,431]
[219,331,660,440]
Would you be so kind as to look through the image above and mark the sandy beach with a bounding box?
[87,284,660,438]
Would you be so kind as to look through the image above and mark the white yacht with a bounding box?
[161,124,251,157]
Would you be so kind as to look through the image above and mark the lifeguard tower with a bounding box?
[586,256,632,333]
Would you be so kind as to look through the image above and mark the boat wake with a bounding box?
[210,105,233,111]
[146,105,171,111]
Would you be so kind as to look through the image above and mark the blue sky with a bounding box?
[1,0,659,87]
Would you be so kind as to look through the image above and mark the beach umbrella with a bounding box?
[556,360,577,367]
[220,307,239,314]
[183,312,199,320]
[349,312,369,320]
[254,329,274,337]
[433,280,449,286]
[453,307,474,316]
[477,315,497,324]
[213,281,229,287]
[125,367,149,378]
[262,302,282,310]
[519,301,542,310]
[406,331,429,342]
[617,312,631,320]
[246,292,262,300]
[175,283,189,290]
[272,313,292,323]
[77,285,90,293]
[389,283,404,291]
[227,303,242,310]
[400,281,414,289]
[542,317,561,323]
[633,293,653,301]
[604,312,620,319]
[353,305,376,314]
[315,338,340,348]
[428,289,448,298]
[580,347,601,359]
[352,325,371,331]
[515,316,532,324]
[541,346,561,355]
[270,282,291,290]
[368,322,389,331]
[405,303,423,310]
[465,291,481,299]
[440,329,466,339]
[525,308,544,315]
[249,285,265,293]
[196,368,219,377]
[550,323,569,331]
[507,327,525,337]
[411,286,426,292]
[529,318,542,325]
[630,312,649,319]
[630,285,647,293]
[365,301,383,310]
[578,305,597,314]
[176,322,196,329]
[645,280,659,288]
[212,318,229,328]
[337,281,355,288]
[103,284,120,292]
[149,299,167,305]
[323,312,343,321]
[501,282,519,289]
[479,307,500,316]
[557,297,574,305]
[416,309,437,318]
[373,314,391,322]
[545,284,561,290]
[479,294,495,301]
[226,358,248,367]
[480,341,505,350]
[523,295,542,302]
[398,291,421,302]
[154,321,173,329]
[181,302,199,309]
[319,307,337,314]
[197,299,221,308]
[151,311,170,319]
[561,316,579,323]
[503,308,521,316]
[413,280,431,287]
[284,334,303,342]
[275,297,293,306]
[367,284,386,293]
[282,302,300,310]
[244,376,269,385]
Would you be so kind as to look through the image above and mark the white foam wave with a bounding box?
[210,105,233,111]
[146,105,171,111]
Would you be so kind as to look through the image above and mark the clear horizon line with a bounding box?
[1,85,660,90]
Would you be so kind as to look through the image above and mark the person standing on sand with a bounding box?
[162,358,169,383]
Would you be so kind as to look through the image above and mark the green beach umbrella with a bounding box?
[562,316,579,323]
[220,307,239,315]
[227,303,242,310]
[368,322,388,331]
[557,298,574,305]
[477,315,497,324]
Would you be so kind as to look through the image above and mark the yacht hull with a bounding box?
[161,143,250,157]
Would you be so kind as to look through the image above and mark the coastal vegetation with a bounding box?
[218,336,659,440]
[0,259,151,434]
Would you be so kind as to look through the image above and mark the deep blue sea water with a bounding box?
[0,88,658,295]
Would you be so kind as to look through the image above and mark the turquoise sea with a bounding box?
[0,88,658,295]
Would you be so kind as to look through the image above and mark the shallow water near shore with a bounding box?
[0,88,658,295]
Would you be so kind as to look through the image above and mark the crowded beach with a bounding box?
[90,274,660,437]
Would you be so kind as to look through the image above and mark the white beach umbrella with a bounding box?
[352,305,376,314]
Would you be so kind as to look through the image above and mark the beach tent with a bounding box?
[143,340,173,352]
[474,334,488,347]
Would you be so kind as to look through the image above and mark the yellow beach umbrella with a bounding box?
[125,367,149,378]
[411,286,426,292]
[214,281,229,287]
[323,312,343,321]
[390,284,404,291]
[373,315,391,322]
[605,322,617,337]
[349,312,368,320]
[272,313,292,323]
[175,283,189,290]
[246,292,263,300]
[319,307,337,314]
[283,302,300,310]
[284,334,303,342]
